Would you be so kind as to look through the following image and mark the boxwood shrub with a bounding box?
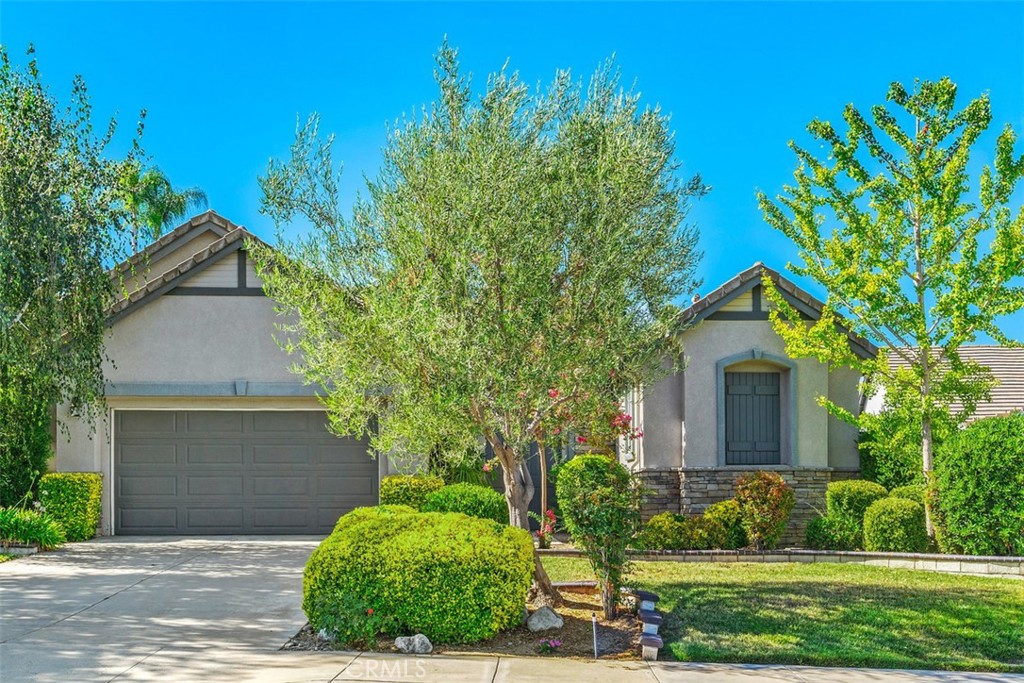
[0,507,66,549]
[933,413,1024,556]
[889,484,927,504]
[805,514,861,551]
[304,506,533,644]
[421,482,507,525]
[826,480,889,525]
[863,498,929,553]
[38,472,102,541]
[378,474,445,510]
[703,499,747,550]
[634,512,707,550]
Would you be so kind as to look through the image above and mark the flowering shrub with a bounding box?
[538,637,562,654]
[556,454,644,619]
[734,472,795,550]
[529,508,557,549]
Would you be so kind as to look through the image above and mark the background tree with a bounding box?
[120,163,207,252]
[251,45,705,594]
[0,46,140,503]
[757,78,1024,534]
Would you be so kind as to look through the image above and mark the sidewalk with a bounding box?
[108,649,1024,682]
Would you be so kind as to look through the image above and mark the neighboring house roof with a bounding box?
[108,210,268,325]
[879,345,1024,422]
[681,262,878,360]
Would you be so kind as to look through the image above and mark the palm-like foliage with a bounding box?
[121,164,207,251]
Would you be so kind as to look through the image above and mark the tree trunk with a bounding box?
[922,414,935,538]
[490,439,562,606]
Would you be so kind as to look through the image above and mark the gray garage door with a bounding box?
[114,410,378,535]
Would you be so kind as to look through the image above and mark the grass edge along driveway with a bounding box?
[542,557,1024,673]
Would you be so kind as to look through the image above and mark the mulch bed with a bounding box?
[282,583,643,659]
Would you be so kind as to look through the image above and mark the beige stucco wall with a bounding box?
[640,319,863,471]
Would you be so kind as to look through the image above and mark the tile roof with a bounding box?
[681,262,878,359]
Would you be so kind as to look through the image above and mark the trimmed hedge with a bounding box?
[826,480,889,525]
[703,499,747,550]
[863,498,929,553]
[379,474,445,510]
[421,482,507,525]
[934,413,1024,556]
[305,506,533,644]
[805,514,861,551]
[889,484,927,504]
[0,507,66,549]
[734,472,795,550]
[38,472,102,541]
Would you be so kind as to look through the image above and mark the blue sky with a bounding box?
[3,1,1023,340]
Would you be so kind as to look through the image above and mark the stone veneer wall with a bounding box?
[637,467,861,547]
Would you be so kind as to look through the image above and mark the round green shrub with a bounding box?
[421,482,507,525]
[863,498,929,553]
[379,474,445,510]
[826,480,888,525]
[734,471,795,550]
[557,454,643,618]
[702,499,747,550]
[933,413,1024,556]
[38,472,102,541]
[635,512,708,550]
[805,514,861,551]
[304,506,533,644]
[0,506,66,549]
[889,484,926,504]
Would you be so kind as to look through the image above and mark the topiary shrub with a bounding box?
[0,507,66,549]
[889,484,927,504]
[702,499,747,550]
[557,454,644,619]
[734,472,795,550]
[305,506,533,644]
[826,480,889,525]
[379,474,445,510]
[421,482,507,525]
[805,514,861,550]
[933,413,1024,556]
[38,472,102,541]
[863,498,929,553]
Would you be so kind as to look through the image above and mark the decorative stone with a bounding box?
[526,606,564,632]
[638,609,663,635]
[395,633,433,654]
[640,634,663,661]
[316,628,336,642]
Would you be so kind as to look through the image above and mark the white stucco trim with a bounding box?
[715,348,798,467]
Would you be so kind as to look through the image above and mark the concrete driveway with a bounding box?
[2,538,1021,683]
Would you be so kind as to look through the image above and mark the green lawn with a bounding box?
[543,557,1024,672]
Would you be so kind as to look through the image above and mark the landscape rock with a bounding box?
[316,628,336,642]
[526,606,564,632]
[395,633,433,654]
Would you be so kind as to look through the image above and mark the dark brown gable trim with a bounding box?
[166,287,265,297]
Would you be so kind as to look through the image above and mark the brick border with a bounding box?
[539,547,1024,578]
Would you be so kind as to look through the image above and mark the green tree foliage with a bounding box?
[757,78,1024,533]
[251,44,705,534]
[0,46,139,502]
[556,454,643,619]
[119,163,207,252]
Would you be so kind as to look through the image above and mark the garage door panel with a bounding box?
[185,411,244,433]
[119,444,177,465]
[253,476,308,496]
[186,444,244,465]
[120,475,177,496]
[187,476,243,496]
[252,444,310,464]
[115,410,377,534]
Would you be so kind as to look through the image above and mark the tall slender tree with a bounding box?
[757,78,1024,534]
[120,163,207,251]
[251,45,705,596]
[0,46,141,503]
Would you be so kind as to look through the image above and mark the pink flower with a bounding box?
[483,463,492,473]
[366,608,374,616]
[576,435,587,444]
[548,388,559,399]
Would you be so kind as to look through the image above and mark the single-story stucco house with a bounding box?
[54,211,876,541]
